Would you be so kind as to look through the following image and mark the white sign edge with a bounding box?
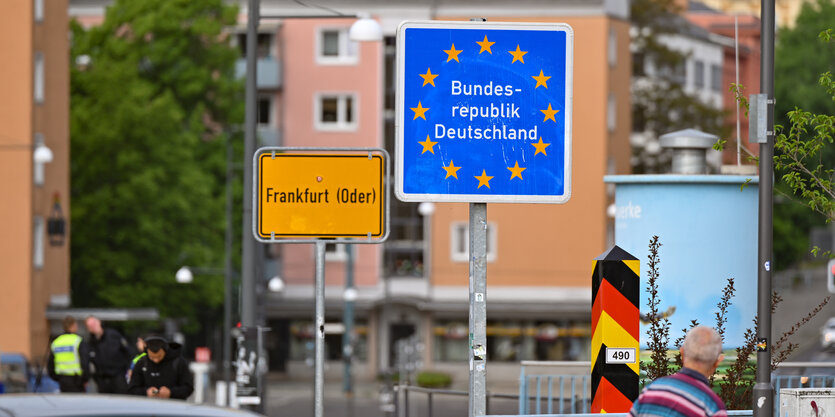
[394,20,574,205]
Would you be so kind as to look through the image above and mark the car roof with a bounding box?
[0,394,264,417]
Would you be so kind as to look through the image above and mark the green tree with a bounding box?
[69,0,243,330]
[630,0,729,173]
[772,1,835,268]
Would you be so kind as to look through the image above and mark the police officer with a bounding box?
[47,316,90,393]
[85,315,132,393]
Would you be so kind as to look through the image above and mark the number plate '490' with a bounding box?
[605,348,636,364]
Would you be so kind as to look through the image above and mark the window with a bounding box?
[711,64,722,92]
[257,96,273,127]
[34,0,43,22]
[607,93,616,133]
[694,60,705,89]
[315,94,357,131]
[316,28,357,64]
[632,52,645,77]
[608,28,617,67]
[33,133,46,186]
[325,243,347,262]
[33,216,44,269]
[236,33,274,58]
[34,52,44,103]
[450,222,497,262]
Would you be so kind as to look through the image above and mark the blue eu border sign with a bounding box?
[395,21,573,204]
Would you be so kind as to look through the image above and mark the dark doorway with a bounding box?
[389,323,415,369]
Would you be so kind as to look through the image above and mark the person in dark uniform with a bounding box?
[47,316,90,393]
[84,315,131,394]
[127,335,193,400]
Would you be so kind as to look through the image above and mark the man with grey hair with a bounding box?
[630,325,728,417]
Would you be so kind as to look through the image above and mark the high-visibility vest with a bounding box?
[51,333,83,376]
[131,352,146,369]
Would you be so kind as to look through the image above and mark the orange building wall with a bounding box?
[429,16,626,289]
[0,0,35,357]
[0,0,70,360]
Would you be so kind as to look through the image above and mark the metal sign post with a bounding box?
[394,21,574,416]
[252,147,390,417]
[314,240,326,417]
[468,202,487,416]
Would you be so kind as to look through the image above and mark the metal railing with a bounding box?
[393,385,519,417]
[513,361,835,415]
[518,361,591,415]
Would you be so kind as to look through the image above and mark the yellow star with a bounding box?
[507,161,526,180]
[532,137,551,156]
[419,67,439,87]
[476,35,495,54]
[411,101,429,120]
[532,69,551,89]
[443,44,463,62]
[419,135,437,154]
[508,44,528,63]
[475,170,494,189]
[443,160,462,179]
[540,103,559,122]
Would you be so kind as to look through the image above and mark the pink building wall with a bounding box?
[278,18,384,287]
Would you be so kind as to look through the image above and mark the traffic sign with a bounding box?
[253,148,388,242]
[395,21,574,203]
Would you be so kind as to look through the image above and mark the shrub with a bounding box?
[416,371,452,388]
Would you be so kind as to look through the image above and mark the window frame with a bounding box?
[34,52,44,104]
[450,221,497,263]
[257,94,275,129]
[315,27,358,65]
[710,63,722,92]
[314,92,358,132]
[34,0,44,22]
[33,216,45,269]
[325,243,348,262]
[693,60,705,89]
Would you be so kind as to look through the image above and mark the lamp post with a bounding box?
[753,0,775,416]
[242,2,381,414]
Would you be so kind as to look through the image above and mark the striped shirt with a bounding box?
[629,367,728,417]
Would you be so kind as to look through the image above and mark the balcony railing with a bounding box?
[235,58,281,89]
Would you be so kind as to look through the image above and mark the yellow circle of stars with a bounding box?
[408,35,562,193]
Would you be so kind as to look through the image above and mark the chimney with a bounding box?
[659,128,718,174]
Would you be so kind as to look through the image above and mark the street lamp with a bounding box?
[349,13,383,42]
[175,266,194,284]
[33,142,53,164]
[267,276,284,293]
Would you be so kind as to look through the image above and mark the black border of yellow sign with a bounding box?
[252,147,389,243]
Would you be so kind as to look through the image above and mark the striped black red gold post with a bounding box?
[591,245,640,413]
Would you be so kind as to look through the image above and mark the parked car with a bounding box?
[821,317,835,350]
[0,394,264,417]
[0,352,60,393]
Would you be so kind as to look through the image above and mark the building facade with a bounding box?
[686,1,762,167]
[0,0,71,362]
[252,0,633,380]
[68,0,632,381]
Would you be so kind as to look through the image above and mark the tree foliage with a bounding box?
[771,2,835,267]
[630,0,729,173]
[774,31,835,224]
[69,0,243,329]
